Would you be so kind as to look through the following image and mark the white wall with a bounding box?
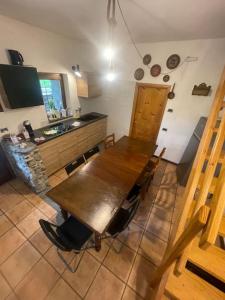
[0,15,82,133]
[79,38,225,163]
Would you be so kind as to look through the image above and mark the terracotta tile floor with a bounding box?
[0,160,182,300]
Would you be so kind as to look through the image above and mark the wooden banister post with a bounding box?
[149,205,210,288]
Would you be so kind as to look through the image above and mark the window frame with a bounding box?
[38,72,67,109]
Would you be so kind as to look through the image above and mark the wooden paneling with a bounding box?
[38,118,107,175]
[129,83,170,143]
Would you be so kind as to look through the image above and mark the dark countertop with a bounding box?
[32,112,107,145]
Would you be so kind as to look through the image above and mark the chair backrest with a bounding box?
[155,147,166,166]
[39,219,71,251]
[83,146,100,161]
[65,155,85,175]
[122,196,140,230]
[104,133,115,149]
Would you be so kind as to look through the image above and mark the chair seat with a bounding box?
[107,208,130,236]
[57,216,93,251]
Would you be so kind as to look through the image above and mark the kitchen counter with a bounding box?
[32,112,107,145]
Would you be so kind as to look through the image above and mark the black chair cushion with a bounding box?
[65,155,85,175]
[84,146,99,160]
[127,184,141,201]
[57,216,93,251]
[107,208,130,236]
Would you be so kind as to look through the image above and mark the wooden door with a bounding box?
[129,83,170,143]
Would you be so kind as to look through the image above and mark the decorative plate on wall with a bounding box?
[143,54,151,65]
[150,64,161,77]
[166,54,180,69]
[134,68,144,80]
[163,75,170,82]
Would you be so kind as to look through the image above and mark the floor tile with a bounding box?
[63,251,100,298]
[5,292,18,300]
[118,222,144,251]
[0,214,13,237]
[17,209,47,238]
[85,265,125,300]
[0,227,25,265]
[48,175,63,188]
[154,189,176,210]
[133,201,151,228]
[5,200,35,225]
[53,169,68,181]
[0,241,41,287]
[25,194,43,206]
[9,178,33,197]
[122,286,143,300]
[0,272,12,299]
[139,231,167,266]
[151,205,174,223]
[104,240,136,282]
[128,254,155,299]
[146,213,171,242]
[29,228,52,255]
[46,278,81,300]
[45,246,74,274]
[0,184,25,213]
[88,240,110,262]
[15,258,59,300]
[36,201,57,219]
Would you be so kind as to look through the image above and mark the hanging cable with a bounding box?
[116,0,143,61]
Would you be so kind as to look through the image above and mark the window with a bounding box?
[38,73,66,114]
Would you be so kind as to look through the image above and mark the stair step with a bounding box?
[188,202,225,238]
[188,238,225,283]
[166,269,225,300]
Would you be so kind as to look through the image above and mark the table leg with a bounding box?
[61,208,68,221]
[95,233,101,252]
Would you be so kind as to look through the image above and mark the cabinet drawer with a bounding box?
[60,145,80,167]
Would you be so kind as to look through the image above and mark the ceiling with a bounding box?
[0,0,225,44]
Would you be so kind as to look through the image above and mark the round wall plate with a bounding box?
[143,54,151,65]
[163,75,170,82]
[166,54,180,69]
[134,68,144,80]
[150,64,161,77]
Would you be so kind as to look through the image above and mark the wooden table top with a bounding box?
[47,136,156,234]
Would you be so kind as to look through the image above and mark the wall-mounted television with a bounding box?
[0,64,43,109]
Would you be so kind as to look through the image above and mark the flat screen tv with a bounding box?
[0,64,43,109]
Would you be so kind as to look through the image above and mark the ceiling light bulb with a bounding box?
[103,47,114,60]
[75,71,82,77]
[106,72,116,81]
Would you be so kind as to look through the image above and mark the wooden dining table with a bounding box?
[47,136,156,251]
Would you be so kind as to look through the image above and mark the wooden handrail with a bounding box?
[149,205,210,288]
[174,66,225,274]
[200,167,225,248]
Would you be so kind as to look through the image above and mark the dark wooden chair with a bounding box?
[104,133,115,149]
[65,155,85,175]
[39,216,95,272]
[128,147,166,201]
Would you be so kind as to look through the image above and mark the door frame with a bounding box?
[129,82,171,138]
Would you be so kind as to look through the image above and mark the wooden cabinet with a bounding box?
[76,72,102,98]
[38,118,107,176]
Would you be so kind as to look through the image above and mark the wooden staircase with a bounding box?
[149,66,225,300]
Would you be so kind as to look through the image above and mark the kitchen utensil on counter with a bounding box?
[168,83,176,99]
[23,120,34,138]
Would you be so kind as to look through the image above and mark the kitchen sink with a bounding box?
[79,113,100,122]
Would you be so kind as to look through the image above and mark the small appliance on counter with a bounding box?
[23,120,35,138]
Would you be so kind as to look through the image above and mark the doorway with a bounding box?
[129,83,170,143]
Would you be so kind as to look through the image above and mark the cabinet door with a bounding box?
[38,139,61,175]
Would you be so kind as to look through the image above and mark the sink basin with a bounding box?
[79,113,100,122]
